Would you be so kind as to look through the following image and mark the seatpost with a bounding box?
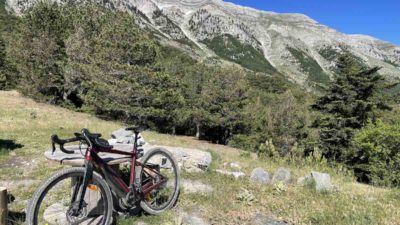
[134,131,139,150]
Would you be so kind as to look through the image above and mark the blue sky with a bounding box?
[224,0,400,46]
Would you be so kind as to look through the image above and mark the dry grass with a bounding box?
[1,90,400,225]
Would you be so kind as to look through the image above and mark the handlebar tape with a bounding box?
[51,134,82,154]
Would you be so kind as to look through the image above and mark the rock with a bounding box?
[298,171,333,192]
[111,128,133,139]
[43,203,103,225]
[253,214,290,225]
[110,128,147,144]
[215,169,245,179]
[181,179,213,195]
[250,168,270,184]
[223,162,242,171]
[182,159,205,173]
[43,203,68,225]
[310,172,332,192]
[46,141,212,172]
[152,146,211,172]
[297,176,306,185]
[311,171,333,192]
[272,168,291,184]
[179,211,210,225]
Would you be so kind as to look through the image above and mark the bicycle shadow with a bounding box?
[0,139,24,153]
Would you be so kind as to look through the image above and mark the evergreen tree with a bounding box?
[312,54,385,162]
[0,35,6,88]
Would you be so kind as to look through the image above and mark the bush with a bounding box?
[351,120,400,187]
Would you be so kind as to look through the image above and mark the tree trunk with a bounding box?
[0,187,7,225]
[172,126,176,135]
[195,123,201,139]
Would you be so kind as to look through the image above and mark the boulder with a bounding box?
[179,211,210,225]
[298,171,333,192]
[250,168,270,184]
[272,168,291,184]
[253,214,290,225]
[111,128,133,139]
[110,129,146,144]
[311,171,333,192]
[46,144,212,173]
[215,169,245,179]
[181,179,214,195]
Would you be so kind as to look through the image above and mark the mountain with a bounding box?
[6,0,400,89]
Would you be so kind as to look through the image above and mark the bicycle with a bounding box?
[26,127,180,225]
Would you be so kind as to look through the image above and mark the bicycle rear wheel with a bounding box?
[139,148,180,215]
[26,167,113,225]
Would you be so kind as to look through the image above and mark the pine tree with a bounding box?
[312,54,385,163]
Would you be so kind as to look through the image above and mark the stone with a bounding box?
[297,171,333,192]
[253,214,290,225]
[297,176,306,185]
[182,159,205,173]
[223,162,242,171]
[111,128,134,139]
[272,168,291,184]
[215,169,245,179]
[110,129,148,144]
[46,143,212,172]
[179,211,210,225]
[310,171,333,192]
[250,168,270,184]
[181,179,213,195]
[43,203,104,225]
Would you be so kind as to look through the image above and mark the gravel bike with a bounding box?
[26,127,180,225]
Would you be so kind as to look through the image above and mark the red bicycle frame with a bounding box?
[83,143,167,199]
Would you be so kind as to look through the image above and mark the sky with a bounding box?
[224,0,400,46]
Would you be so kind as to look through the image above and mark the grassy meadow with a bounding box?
[1,90,400,225]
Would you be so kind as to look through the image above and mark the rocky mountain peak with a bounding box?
[6,0,400,89]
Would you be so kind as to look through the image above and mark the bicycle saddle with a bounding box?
[81,129,113,149]
[125,126,144,133]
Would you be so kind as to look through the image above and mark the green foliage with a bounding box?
[203,34,277,74]
[312,53,388,164]
[7,3,183,129]
[318,46,340,61]
[287,46,330,84]
[318,46,368,73]
[0,0,18,89]
[6,2,313,152]
[352,120,400,187]
[258,138,277,158]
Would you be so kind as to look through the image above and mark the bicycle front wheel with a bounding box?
[139,148,180,215]
[26,167,113,225]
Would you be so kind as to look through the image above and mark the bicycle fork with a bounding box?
[70,160,93,217]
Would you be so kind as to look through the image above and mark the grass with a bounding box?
[1,90,400,224]
[202,34,277,74]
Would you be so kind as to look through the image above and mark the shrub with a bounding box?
[351,120,400,187]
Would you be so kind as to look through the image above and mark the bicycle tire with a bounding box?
[139,148,180,215]
[26,167,114,225]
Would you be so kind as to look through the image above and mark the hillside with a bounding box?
[1,91,400,224]
[5,0,400,90]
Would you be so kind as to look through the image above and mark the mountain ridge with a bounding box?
[6,0,400,89]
